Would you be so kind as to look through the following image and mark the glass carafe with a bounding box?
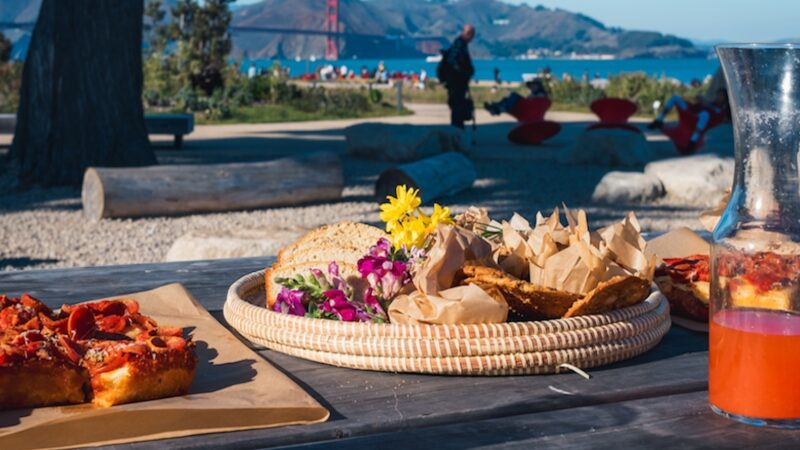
[710,44,800,428]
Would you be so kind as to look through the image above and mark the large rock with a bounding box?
[644,154,734,206]
[591,171,665,204]
[345,123,467,162]
[165,227,309,262]
[561,128,654,167]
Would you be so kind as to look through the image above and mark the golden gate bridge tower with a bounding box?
[324,0,339,60]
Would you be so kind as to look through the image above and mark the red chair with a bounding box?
[662,106,726,155]
[507,98,561,145]
[587,98,641,133]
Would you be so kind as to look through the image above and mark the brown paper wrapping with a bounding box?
[0,284,329,450]
[389,226,508,325]
[495,207,654,296]
[645,227,710,264]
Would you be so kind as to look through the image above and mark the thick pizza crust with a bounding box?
[0,360,86,409]
[90,349,197,408]
[655,276,709,322]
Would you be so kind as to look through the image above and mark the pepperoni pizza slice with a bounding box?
[0,295,197,410]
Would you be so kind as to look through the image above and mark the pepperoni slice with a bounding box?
[120,299,140,315]
[20,294,52,315]
[57,335,84,363]
[96,315,127,333]
[67,306,96,340]
[12,330,44,345]
[92,353,129,374]
[40,313,68,334]
[146,336,169,352]
[165,336,187,350]
[0,308,20,328]
[129,313,157,330]
[155,326,183,337]
[87,300,127,317]
[21,316,41,331]
[120,343,148,355]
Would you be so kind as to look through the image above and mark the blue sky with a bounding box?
[519,0,799,42]
[237,0,799,43]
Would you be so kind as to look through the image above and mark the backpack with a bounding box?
[436,47,454,84]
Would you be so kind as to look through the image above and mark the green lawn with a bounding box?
[184,103,411,125]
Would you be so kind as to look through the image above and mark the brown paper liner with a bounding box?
[389,226,508,325]
[0,284,329,450]
[497,207,654,296]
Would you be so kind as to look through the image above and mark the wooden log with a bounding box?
[375,151,476,203]
[82,151,343,220]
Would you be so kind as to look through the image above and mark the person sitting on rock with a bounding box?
[484,78,548,116]
[647,89,729,153]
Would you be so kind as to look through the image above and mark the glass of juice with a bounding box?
[710,44,800,427]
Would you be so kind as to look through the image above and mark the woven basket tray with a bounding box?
[224,270,671,375]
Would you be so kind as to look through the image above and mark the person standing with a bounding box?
[438,24,475,129]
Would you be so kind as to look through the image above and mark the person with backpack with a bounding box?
[437,25,476,129]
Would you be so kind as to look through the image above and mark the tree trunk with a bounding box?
[9,0,155,186]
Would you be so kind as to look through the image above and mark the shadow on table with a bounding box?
[0,257,60,269]
[257,353,345,422]
[191,340,258,395]
[0,407,32,428]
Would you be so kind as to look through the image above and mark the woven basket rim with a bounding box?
[226,269,666,335]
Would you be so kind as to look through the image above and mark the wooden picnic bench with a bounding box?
[144,114,194,149]
[0,114,16,134]
[1,257,798,449]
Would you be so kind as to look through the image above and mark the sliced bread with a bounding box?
[279,246,365,268]
[277,221,387,263]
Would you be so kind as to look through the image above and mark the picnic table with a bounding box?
[2,257,799,449]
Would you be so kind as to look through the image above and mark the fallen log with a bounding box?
[375,152,476,203]
[82,151,343,220]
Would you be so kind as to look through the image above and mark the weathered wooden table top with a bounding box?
[1,257,798,449]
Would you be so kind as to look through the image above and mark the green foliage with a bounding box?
[0,62,22,113]
[168,0,233,93]
[369,88,383,104]
[604,72,679,114]
[545,79,604,107]
[403,73,713,117]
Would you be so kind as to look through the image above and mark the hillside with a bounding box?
[232,0,704,59]
[2,0,704,60]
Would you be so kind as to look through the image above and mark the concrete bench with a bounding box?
[0,114,16,134]
[144,114,194,148]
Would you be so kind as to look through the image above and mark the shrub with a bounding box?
[0,62,22,114]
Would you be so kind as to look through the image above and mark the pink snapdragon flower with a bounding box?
[273,288,306,316]
[321,289,369,322]
[357,238,411,301]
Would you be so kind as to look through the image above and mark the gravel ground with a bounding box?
[0,157,705,272]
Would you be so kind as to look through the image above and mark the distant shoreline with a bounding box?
[245,57,720,84]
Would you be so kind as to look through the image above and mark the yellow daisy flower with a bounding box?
[427,203,453,233]
[391,215,429,249]
[379,185,421,232]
